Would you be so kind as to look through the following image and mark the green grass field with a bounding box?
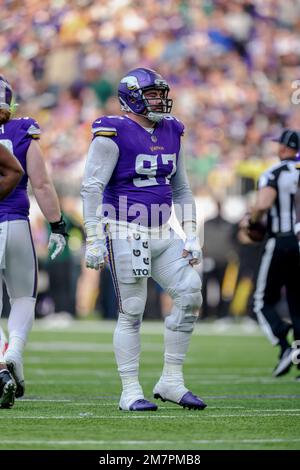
[1,319,300,450]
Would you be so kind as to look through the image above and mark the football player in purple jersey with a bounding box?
[0,142,24,200]
[0,75,67,407]
[82,68,207,411]
[0,143,23,407]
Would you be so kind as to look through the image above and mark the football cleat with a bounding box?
[178,391,207,410]
[118,388,158,411]
[6,360,25,398]
[272,347,293,377]
[153,380,207,410]
[119,398,158,412]
[0,369,16,409]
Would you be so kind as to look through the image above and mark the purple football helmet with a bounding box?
[0,76,13,111]
[118,68,173,122]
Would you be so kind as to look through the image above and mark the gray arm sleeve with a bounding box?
[81,137,119,225]
[171,151,197,235]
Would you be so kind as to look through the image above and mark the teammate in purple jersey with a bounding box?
[0,142,24,201]
[0,75,68,408]
[0,143,23,407]
[82,68,207,411]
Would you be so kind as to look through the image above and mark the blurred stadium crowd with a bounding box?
[1,0,300,319]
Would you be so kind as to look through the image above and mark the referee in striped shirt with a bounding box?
[246,129,300,379]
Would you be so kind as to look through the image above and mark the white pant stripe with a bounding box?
[253,238,278,345]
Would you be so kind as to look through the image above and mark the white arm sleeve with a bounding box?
[171,151,197,236]
[81,136,119,234]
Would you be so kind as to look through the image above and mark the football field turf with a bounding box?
[1,319,300,450]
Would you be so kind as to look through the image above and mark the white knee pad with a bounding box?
[121,296,145,323]
[8,297,36,341]
[166,269,202,333]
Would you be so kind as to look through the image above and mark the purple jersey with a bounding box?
[0,117,40,221]
[92,115,184,226]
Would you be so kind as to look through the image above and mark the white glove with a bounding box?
[85,237,108,270]
[48,233,67,260]
[182,235,202,265]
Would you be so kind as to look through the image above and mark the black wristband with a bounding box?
[50,216,68,236]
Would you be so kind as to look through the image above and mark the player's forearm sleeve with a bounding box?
[81,137,119,229]
[171,152,197,236]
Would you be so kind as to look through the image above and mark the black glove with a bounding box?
[48,216,68,260]
[50,216,68,236]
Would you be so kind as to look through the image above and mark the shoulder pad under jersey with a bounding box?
[19,117,41,139]
[163,115,184,136]
[91,116,124,137]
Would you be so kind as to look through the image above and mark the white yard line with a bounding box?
[3,413,300,419]
[14,399,300,412]
[18,401,249,409]
[23,319,262,336]
[20,399,72,402]
[27,369,271,380]
[26,342,115,352]
[24,376,295,386]
[24,358,269,373]
[0,438,299,446]
[25,357,102,364]
[26,342,162,352]
[26,380,118,385]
